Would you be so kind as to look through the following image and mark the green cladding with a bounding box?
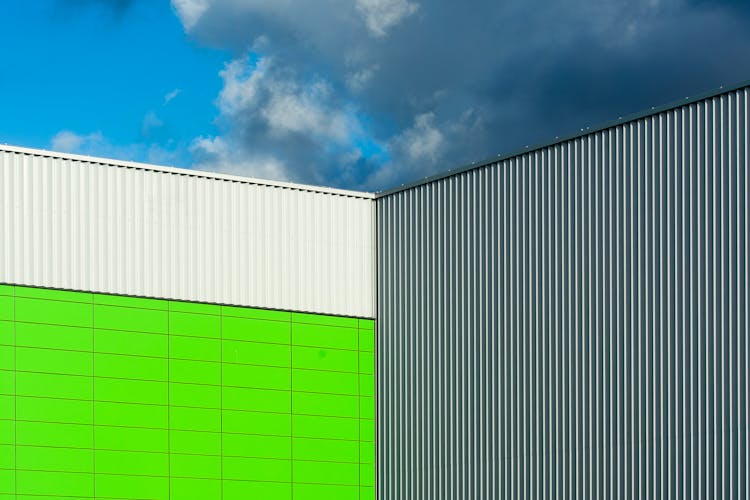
[0,285,375,499]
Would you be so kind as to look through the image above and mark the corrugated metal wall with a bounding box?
[0,148,375,318]
[377,86,749,498]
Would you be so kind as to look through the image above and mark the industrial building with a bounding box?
[1,81,748,499]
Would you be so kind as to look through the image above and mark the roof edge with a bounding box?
[0,144,375,199]
[376,78,750,198]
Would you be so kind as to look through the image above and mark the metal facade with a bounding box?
[377,86,749,498]
[0,283,375,498]
[0,146,375,318]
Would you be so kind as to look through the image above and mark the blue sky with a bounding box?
[2,1,750,190]
[0,1,225,168]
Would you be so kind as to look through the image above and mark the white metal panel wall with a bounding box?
[377,87,749,498]
[0,150,375,318]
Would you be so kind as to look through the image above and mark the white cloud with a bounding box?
[172,0,419,41]
[171,0,210,30]
[360,112,445,189]
[51,130,105,152]
[346,64,380,91]
[164,88,182,105]
[355,0,419,37]
[216,56,268,116]
[394,112,444,163]
[190,135,289,180]
[141,111,164,137]
[183,52,380,186]
[146,144,182,166]
[50,130,182,167]
[262,81,350,142]
[218,55,357,144]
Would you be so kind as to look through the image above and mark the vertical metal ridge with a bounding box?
[376,88,749,499]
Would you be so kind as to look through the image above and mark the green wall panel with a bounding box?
[0,284,374,499]
[16,323,93,352]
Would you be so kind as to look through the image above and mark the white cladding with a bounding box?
[0,146,375,318]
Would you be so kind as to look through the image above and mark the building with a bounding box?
[1,81,748,499]
[0,151,376,499]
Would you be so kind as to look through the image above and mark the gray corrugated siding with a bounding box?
[377,87,749,498]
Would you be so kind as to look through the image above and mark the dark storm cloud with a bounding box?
[177,0,750,189]
[445,1,750,171]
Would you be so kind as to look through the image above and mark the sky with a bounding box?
[1,0,749,191]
